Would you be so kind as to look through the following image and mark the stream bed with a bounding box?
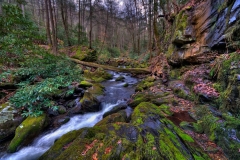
[0,71,137,160]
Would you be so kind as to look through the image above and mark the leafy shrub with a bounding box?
[0,4,40,65]
[10,51,83,117]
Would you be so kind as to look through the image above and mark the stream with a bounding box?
[0,71,138,160]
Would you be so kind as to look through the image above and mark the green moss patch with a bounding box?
[8,113,48,153]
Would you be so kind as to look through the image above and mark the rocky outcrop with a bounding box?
[167,0,240,65]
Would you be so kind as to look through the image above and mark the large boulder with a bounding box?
[7,113,49,153]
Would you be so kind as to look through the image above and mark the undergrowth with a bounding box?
[8,51,82,117]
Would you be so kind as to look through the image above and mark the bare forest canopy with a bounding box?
[0,0,189,56]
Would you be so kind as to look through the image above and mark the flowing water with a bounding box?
[0,71,137,160]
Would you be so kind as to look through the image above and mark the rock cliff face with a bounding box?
[167,0,240,65]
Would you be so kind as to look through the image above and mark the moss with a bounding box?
[123,83,129,87]
[39,129,83,160]
[96,111,127,126]
[8,114,48,153]
[79,81,93,88]
[83,68,112,83]
[159,104,173,116]
[87,83,105,96]
[72,46,97,62]
[135,77,155,92]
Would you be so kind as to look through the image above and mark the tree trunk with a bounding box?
[89,0,92,49]
[78,0,81,44]
[48,0,57,54]
[60,0,71,46]
[148,0,152,53]
[45,0,52,46]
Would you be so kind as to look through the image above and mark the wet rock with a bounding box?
[103,104,127,118]
[8,113,49,153]
[58,105,67,114]
[123,83,129,87]
[78,81,93,88]
[115,76,125,81]
[47,108,59,117]
[96,110,127,126]
[80,92,101,112]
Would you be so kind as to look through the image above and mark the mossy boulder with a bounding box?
[96,110,127,126]
[7,113,49,153]
[128,90,173,108]
[41,102,210,159]
[80,92,101,113]
[71,46,97,62]
[135,76,155,92]
[87,83,105,96]
[84,68,112,83]
[79,81,93,88]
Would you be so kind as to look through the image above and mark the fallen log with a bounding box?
[70,58,151,74]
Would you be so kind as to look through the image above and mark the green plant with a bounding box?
[0,4,40,65]
[10,52,83,117]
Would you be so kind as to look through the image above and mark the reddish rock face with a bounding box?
[168,0,240,65]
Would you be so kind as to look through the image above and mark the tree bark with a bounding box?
[89,0,93,49]
[48,0,57,54]
[60,0,71,46]
[45,0,52,46]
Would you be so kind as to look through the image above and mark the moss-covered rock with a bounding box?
[87,83,105,96]
[84,68,112,83]
[96,110,127,126]
[212,52,240,114]
[71,46,97,62]
[41,102,210,160]
[80,92,101,113]
[102,104,127,118]
[7,113,49,153]
[135,76,155,92]
[79,81,93,88]
[115,76,125,81]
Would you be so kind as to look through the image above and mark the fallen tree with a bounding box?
[70,58,151,74]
